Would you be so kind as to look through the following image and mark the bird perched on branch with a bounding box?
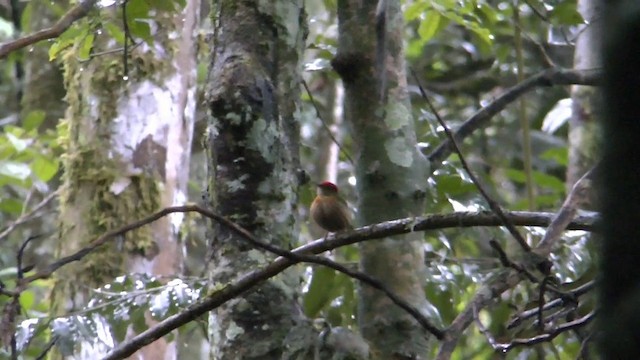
[310,181,352,233]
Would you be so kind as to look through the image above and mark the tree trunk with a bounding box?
[566,0,603,195]
[334,0,432,357]
[599,1,640,358]
[52,2,198,358]
[205,1,311,358]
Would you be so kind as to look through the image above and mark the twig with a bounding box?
[302,79,354,165]
[17,235,42,280]
[489,240,538,282]
[121,0,130,78]
[0,0,99,59]
[495,311,595,353]
[507,280,594,329]
[34,336,58,360]
[0,190,58,243]
[412,68,531,252]
[436,165,597,359]
[535,166,596,255]
[473,303,498,349]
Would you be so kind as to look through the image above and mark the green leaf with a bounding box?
[418,11,442,43]
[126,0,151,20]
[532,171,565,192]
[31,156,59,182]
[0,198,24,214]
[549,2,583,26]
[405,2,428,21]
[540,147,568,167]
[152,0,178,11]
[303,267,336,317]
[23,110,46,131]
[48,24,85,60]
[19,290,35,310]
[104,22,125,45]
[20,2,32,32]
[6,133,28,153]
[78,33,95,60]
[129,20,152,43]
[435,174,475,196]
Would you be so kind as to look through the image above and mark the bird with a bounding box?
[310,181,352,233]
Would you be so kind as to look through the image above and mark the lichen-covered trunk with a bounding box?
[567,0,603,195]
[205,1,308,359]
[334,0,431,357]
[53,3,199,358]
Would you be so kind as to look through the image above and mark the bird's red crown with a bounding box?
[318,181,338,192]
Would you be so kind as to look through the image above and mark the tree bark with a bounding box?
[52,2,198,358]
[566,0,603,195]
[334,0,432,357]
[205,1,310,358]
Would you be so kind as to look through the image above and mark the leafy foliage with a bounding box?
[0,0,596,358]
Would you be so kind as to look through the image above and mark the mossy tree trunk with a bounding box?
[205,1,311,358]
[334,0,432,357]
[52,2,199,358]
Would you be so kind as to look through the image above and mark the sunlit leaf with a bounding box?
[418,12,442,43]
[0,161,31,180]
[31,156,59,182]
[23,110,46,131]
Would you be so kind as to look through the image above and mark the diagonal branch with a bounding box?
[413,68,531,253]
[436,165,596,360]
[427,68,602,169]
[0,0,98,59]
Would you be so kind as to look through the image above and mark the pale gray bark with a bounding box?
[334,0,432,357]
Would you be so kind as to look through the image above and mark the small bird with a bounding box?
[310,181,352,233]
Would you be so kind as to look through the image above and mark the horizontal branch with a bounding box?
[427,68,602,168]
[0,0,98,59]
[12,203,595,358]
[498,311,595,352]
[22,208,597,286]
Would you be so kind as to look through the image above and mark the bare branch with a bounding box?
[535,166,597,255]
[496,311,595,353]
[302,79,354,165]
[0,0,98,59]
[507,280,594,329]
[427,68,602,169]
[10,203,595,357]
[21,207,597,286]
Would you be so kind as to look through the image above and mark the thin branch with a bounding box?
[20,207,597,286]
[535,166,597,255]
[496,311,595,353]
[13,205,597,357]
[412,68,531,253]
[436,165,597,359]
[427,68,602,169]
[507,280,594,329]
[0,190,58,243]
[302,79,354,165]
[489,240,538,282]
[17,235,42,280]
[34,336,58,360]
[0,0,98,59]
